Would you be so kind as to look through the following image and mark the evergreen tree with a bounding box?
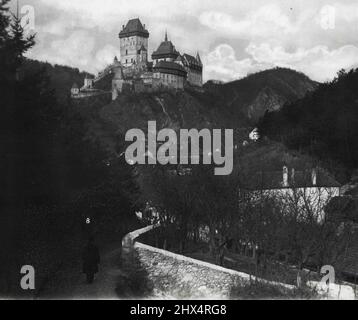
[0,0,10,42]
[0,2,50,295]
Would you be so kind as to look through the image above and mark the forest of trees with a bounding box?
[0,0,138,296]
[136,162,354,290]
[258,68,358,176]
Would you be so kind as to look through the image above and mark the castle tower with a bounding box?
[118,18,149,67]
[152,31,180,64]
[112,59,130,100]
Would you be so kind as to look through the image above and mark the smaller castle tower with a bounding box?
[83,74,94,89]
[112,57,133,100]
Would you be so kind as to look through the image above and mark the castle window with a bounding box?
[126,50,128,55]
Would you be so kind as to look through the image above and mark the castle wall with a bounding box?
[153,72,184,89]
[121,224,295,299]
[186,68,203,87]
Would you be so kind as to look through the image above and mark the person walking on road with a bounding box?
[82,236,100,284]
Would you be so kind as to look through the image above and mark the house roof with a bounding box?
[183,53,202,66]
[245,168,341,191]
[182,53,203,71]
[72,83,79,89]
[153,61,187,77]
[152,39,180,59]
[119,18,149,39]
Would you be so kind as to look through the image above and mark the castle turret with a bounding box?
[152,32,180,64]
[196,52,202,66]
[112,60,126,100]
[84,74,94,89]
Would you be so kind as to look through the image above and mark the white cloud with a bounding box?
[203,42,358,83]
[199,4,298,39]
[21,0,358,82]
[203,44,268,82]
[37,20,68,36]
[94,45,121,70]
[31,30,96,70]
[246,43,358,82]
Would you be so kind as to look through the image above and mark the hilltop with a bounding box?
[205,68,318,123]
[259,68,358,177]
[21,59,93,102]
[67,67,320,161]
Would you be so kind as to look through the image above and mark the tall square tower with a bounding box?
[119,18,149,67]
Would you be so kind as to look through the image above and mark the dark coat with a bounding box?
[82,243,100,274]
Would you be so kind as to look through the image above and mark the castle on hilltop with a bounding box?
[71,18,203,100]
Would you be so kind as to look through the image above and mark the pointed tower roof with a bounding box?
[196,52,202,65]
[152,31,180,60]
[182,53,203,71]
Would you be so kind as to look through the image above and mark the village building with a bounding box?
[71,74,106,99]
[71,83,79,96]
[83,74,94,89]
[243,166,341,222]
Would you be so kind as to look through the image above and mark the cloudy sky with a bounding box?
[13,0,358,82]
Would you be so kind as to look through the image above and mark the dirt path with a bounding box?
[67,246,124,300]
[39,237,155,300]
